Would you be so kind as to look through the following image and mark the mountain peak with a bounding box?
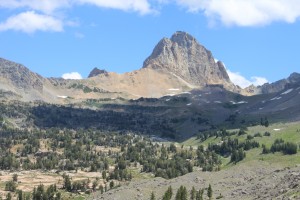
[143,32,234,89]
[170,31,197,47]
[88,67,108,78]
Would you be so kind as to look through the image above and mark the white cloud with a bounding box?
[0,0,155,34]
[0,0,70,14]
[62,72,83,80]
[251,76,269,86]
[0,0,155,15]
[176,0,300,26]
[77,0,154,15]
[0,11,63,33]
[227,69,268,88]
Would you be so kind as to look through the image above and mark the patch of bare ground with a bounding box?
[0,170,105,199]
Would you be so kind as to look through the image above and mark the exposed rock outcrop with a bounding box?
[143,31,233,88]
[88,67,108,78]
[259,72,300,94]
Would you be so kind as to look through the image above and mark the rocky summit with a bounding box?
[143,31,233,89]
[88,67,108,78]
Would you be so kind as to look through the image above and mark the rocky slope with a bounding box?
[259,72,300,94]
[0,58,57,102]
[143,31,236,90]
[92,161,300,200]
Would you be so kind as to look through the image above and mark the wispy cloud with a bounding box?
[77,0,154,15]
[175,0,300,26]
[1,0,300,34]
[0,0,70,14]
[0,11,63,33]
[62,72,83,80]
[227,69,268,88]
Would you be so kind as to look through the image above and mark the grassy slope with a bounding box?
[182,121,300,168]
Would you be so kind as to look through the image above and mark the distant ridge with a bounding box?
[0,32,300,103]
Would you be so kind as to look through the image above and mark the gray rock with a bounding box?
[143,31,234,89]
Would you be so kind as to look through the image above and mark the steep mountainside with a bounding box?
[143,31,236,90]
[0,58,44,92]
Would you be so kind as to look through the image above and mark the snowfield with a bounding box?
[270,97,282,101]
[281,89,293,95]
[57,95,68,99]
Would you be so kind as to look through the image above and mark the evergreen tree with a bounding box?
[109,181,114,189]
[190,186,196,200]
[207,184,213,200]
[196,189,204,200]
[162,186,173,200]
[150,191,155,200]
[62,173,72,192]
[17,190,23,200]
[13,174,18,182]
[175,186,187,200]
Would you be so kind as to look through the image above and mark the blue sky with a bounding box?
[0,0,300,88]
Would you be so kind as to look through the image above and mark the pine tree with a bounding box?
[207,184,212,200]
[175,186,187,200]
[162,186,173,200]
[150,191,156,200]
[17,190,23,200]
[190,186,196,200]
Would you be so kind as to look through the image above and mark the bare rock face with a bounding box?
[88,67,108,78]
[259,72,300,94]
[143,31,232,87]
[0,58,44,92]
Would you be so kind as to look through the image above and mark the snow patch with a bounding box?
[214,101,222,104]
[165,99,170,102]
[198,94,202,97]
[165,94,175,97]
[270,97,282,101]
[281,89,293,95]
[237,101,248,104]
[57,95,68,99]
[273,129,281,131]
[230,101,248,105]
[181,92,191,95]
[168,88,180,91]
[186,103,192,106]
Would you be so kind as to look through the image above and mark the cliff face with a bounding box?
[143,31,233,87]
